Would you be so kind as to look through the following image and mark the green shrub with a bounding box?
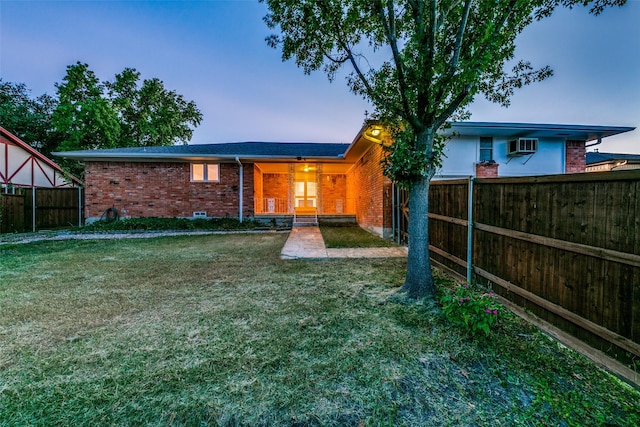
[82,217,262,232]
[440,282,500,338]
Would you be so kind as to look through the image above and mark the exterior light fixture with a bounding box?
[370,128,382,137]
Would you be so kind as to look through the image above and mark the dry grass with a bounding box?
[1,233,638,426]
[320,225,398,248]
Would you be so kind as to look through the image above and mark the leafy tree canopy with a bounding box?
[1,62,203,178]
[263,0,626,298]
[0,80,59,157]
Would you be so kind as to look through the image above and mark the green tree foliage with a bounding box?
[263,0,626,299]
[0,80,59,157]
[106,68,202,147]
[0,62,204,178]
[51,63,122,177]
[53,62,121,153]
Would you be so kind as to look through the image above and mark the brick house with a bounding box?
[54,122,633,237]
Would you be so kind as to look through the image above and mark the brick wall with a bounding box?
[347,143,392,237]
[319,174,347,214]
[254,165,263,202]
[262,174,289,200]
[565,140,586,173]
[84,161,254,220]
[475,162,499,177]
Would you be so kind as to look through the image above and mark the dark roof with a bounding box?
[445,122,634,142]
[586,152,640,165]
[53,141,352,161]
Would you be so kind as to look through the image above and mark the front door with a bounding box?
[294,167,317,213]
[294,180,317,209]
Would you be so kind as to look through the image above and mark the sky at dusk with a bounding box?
[1,0,639,152]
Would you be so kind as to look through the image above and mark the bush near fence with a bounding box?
[424,170,640,381]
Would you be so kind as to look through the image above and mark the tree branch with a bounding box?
[378,0,420,129]
[449,0,473,74]
[433,83,473,130]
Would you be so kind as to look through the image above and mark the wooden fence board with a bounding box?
[0,194,25,233]
[2,188,82,232]
[418,172,640,378]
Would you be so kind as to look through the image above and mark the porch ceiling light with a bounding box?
[363,125,390,145]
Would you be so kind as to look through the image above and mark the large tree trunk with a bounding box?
[401,174,435,298]
[400,128,437,299]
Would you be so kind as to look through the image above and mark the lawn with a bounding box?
[1,233,638,426]
[320,225,398,248]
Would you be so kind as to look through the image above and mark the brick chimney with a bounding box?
[565,140,586,173]
[475,161,499,177]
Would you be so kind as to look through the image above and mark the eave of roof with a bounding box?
[0,126,82,185]
[444,122,635,141]
[52,141,351,162]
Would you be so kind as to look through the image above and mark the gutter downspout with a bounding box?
[235,156,243,223]
[585,136,603,148]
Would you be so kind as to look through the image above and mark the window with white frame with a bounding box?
[191,163,220,182]
[479,137,493,162]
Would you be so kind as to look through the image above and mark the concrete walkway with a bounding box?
[280,226,408,259]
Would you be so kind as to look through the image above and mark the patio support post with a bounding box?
[235,157,243,223]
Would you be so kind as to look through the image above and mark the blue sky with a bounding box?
[1,0,638,152]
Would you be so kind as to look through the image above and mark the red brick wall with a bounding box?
[262,174,289,200]
[475,162,499,177]
[565,140,586,173]
[347,143,392,237]
[320,174,347,214]
[84,161,254,220]
[254,165,264,201]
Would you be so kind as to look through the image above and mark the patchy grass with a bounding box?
[320,225,397,248]
[1,234,638,426]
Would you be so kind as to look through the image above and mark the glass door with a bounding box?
[293,167,317,212]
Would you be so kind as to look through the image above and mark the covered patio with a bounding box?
[253,162,357,216]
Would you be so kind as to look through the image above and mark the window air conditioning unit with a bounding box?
[507,138,538,156]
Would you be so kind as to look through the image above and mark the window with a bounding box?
[191,163,220,182]
[479,137,493,162]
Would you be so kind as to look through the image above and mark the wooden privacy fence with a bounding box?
[0,187,83,232]
[0,194,25,233]
[424,170,640,378]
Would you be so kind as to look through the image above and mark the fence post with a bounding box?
[78,187,83,227]
[466,177,474,283]
[32,187,36,232]
[391,182,396,243]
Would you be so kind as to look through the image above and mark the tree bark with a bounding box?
[401,173,435,298]
[401,128,437,299]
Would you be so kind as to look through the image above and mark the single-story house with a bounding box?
[1,126,81,190]
[586,151,640,172]
[54,122,634,237]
